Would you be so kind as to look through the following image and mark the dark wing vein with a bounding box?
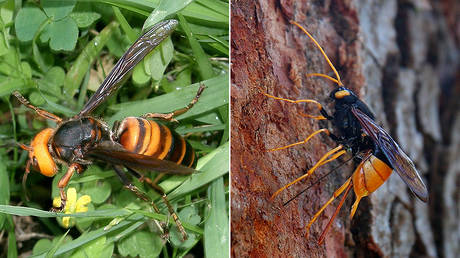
[351,107,428,202]
[78,19,178,116]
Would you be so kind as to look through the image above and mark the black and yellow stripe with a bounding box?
[117,117,196,168]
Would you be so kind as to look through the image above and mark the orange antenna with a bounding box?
[290,20,343,86]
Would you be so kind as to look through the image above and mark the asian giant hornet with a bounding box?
[264,21,428,244]
[13,19,204,240]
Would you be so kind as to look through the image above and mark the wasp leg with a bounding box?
[268,128,330,152]
[142,83,206,122]
[52,163,83,212]
[151,173,165,187]
[12,91,62,123]
[307,178,353,245]
[261,90,327,120]
[112,166,168,237]
[125,167,188,241]
[22,159,32,201]
[271,144,346,199]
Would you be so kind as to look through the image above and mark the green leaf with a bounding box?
[112,6,136,41]
[15,5,47,42]
[143,0,193,30]
[64,21,119,96]
[0,155,9,228]
[41,66,66,91]
[106,27,129,58]
[161,67,192,93]
[180,0,228,28]
[177,14,214,80]
[20,62,32,80]
[195,112,221,125]
[186,22,228,36]
[145,36,174,81]
[114,189,140,208]
[117,231,163,258]
[170,206,200,249]
[92,0,154,16]
[204,177,229,258]
[0,33,8,56]
[81,180,112,204]
[33,239,52,255]
[47,17,79,51]
[75,203,95,231]
[39,23,52,43]
[29,91,46,106]
[0,0,14,26]
[0,205,131,218]
[132,60,150,86]
[180,206,201,225]
[166,142,229,199]
[8,229,17,257]
[46,231,70,258]
[69,12,101,28]
[0,78,34,97]
[42,0,76,20]
[70,236,114,258]
[30,218,141,258]
[33,41,49,72]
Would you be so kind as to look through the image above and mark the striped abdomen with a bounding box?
[116,117,196,168]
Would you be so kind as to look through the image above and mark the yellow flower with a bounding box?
[53,188,91,228]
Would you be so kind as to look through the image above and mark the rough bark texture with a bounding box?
[231,0,459,257]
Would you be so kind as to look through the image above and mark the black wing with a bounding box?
[78,19,178,117]
[85,141,195,175]
[351,107,428,202]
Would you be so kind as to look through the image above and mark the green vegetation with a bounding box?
[0,0,229,257]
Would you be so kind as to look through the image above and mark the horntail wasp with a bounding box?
[12,19,204,241]
[264,21,428,244]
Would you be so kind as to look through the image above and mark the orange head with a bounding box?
[28,128,58,177]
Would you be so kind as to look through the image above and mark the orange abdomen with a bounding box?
[353,155,392,196]
[350,155,393,218]
[117,117,196,168]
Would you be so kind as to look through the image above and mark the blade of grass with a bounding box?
[94,0,154,16]
[175,124,226,134]
[112,6,136,41]
[204,177,229,258]
[182,23,228,36]
[132,209,203,235]
[0,78,34,97]
[108,74,228,124]
[142,0,193,30]
[177,14,214,80]
[207,35,229,50]
[0,205,132,218]
[32,216,144,258]
[195,0,229,17]
[180,0,228,28]
[45,230,70,258]
[110,221,144,242]
[0,155,10,222]
[8,228,17,258]
[165,142,229,199]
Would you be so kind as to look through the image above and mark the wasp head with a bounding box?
[27,128,58,177]
[330,87,358,104]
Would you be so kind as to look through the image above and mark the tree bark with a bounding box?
[231,0,459,257]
